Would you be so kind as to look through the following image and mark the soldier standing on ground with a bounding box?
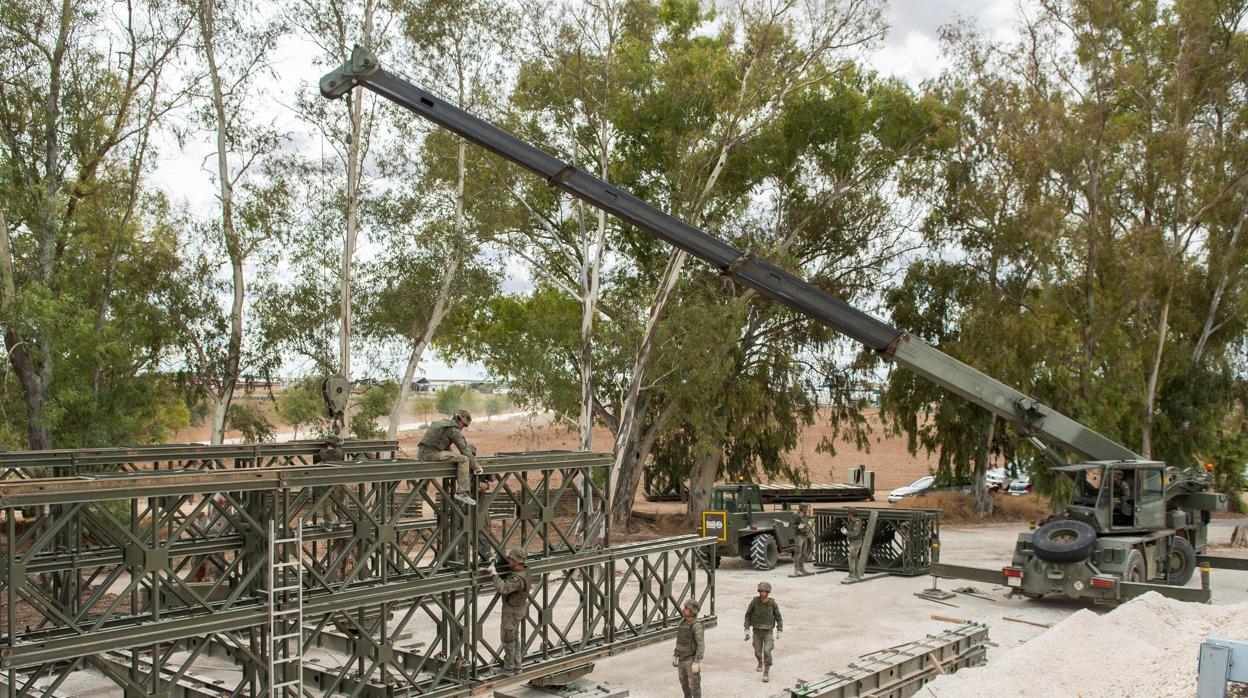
[673,599,705,698]
[845,508,866,580]
[744,581,783,683]
[418,409,481,505]
[792,504,815,576]
[490,548,530,675]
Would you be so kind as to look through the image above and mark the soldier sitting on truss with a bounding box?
[418,409,483,506]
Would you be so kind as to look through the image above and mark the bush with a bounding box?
[484,394,508,420]
[904,491,1050,524]
[350,381,399,440]
[226,402,275,443]
[276,376,328,439]
[434,385,479,416]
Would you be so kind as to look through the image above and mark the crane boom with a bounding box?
[321,46,1140,463]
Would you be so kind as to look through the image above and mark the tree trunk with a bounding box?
[609,251,688,526]
[210,395,229,445]
[685,445,722,526]
[386,230,463,440]
[1141,284,1172,459]
[200,0,243,446]
[340,1,376,383]
[1192,198,1245,366]
[972,413,995,518]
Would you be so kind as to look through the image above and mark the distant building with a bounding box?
[411,377,466,393]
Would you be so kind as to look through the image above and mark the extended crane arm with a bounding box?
[321,47,1140,463]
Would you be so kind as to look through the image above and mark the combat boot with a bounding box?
[762,667,770,683]
[756,661,763,672]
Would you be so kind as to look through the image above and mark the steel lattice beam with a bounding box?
[0,445,715,697]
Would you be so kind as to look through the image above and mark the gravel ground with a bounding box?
[582,524,1248,698]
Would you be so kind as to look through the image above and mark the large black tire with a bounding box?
[1123,549,1147,583]
[695,547,722,569]
[1165,537,1196,586]
[750,534,779,571]
[1032,519,1098,563]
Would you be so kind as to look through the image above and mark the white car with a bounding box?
[1007,474,1033,495]
[888,475,935,503]
[985,467,1010,492]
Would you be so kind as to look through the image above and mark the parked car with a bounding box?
[1006,474,1033,495]
[888,475,935,503]
[986,467,1010,492]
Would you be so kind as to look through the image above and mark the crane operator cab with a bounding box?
[1061,462,1167,533]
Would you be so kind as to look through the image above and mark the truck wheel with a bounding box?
[750,534,779,570]
[1164,537,1196,586]
[695,548,722,569]
[1123,549,1146,583]
[1031,519,1097,563]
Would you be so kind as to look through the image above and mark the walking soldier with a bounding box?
[743,581,783,682]
[845,508,866,580]
[418,409,481,506]
[792,504,815,576]
[490,548,530,674]
[673,599,705,698]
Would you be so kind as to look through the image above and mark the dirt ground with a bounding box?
[573,521,1248,698]
[393,407,942,509]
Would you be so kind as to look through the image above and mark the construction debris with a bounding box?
[1002,616,1054,629]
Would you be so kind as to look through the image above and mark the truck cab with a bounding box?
[709,483,763,516]
[1059,462,1169,534]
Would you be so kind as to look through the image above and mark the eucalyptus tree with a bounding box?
[177,0,288,444]
[363,0,512,440]
[293,0,391,385]
[0,0,188,448]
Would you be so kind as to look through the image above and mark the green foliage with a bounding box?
[484,394,508,420]
[434,385,479,417]
[226,402,275,444]
[350,382,400,440]
[276,376,328,439]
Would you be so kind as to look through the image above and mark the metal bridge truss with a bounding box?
[0,444,716,697]
[813,508,940,577]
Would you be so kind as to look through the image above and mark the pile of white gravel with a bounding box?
[926,592,1248,697]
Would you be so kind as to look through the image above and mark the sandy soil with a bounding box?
[577,524,1248,698]
[395,407,941,511]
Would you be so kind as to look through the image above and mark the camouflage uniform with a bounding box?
[491,549,530,673]
[673,601,705,698]
[418,418,480,498]
[792,508,815,575]
[744,587,782,676]
[846,515,866,580]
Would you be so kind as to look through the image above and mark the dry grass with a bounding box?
[905,491,1050,525]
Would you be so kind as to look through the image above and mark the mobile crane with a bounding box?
[320,47,1245,602]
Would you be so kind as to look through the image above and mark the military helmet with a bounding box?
[757,581,772,593]
[683,599,701,613]
[505,547,527,563]
[455,409,473,426]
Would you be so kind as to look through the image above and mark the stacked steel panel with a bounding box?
[811,507,941,577]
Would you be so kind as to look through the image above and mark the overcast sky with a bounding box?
[151,0,1021,382]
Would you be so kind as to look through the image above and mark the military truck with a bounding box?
[695,468,875,570]
[320,47,1245,602]
[697,483,797,570]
